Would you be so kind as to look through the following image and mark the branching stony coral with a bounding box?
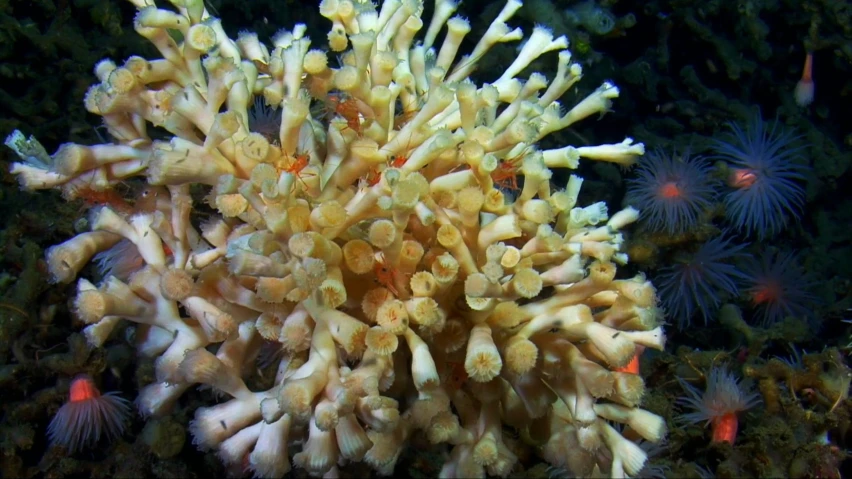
[6,0,667,476]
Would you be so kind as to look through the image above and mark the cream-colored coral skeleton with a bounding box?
[6,0,665,476]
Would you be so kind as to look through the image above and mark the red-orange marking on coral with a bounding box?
[615,354,641,375]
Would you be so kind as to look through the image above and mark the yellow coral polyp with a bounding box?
[5,0,666,476]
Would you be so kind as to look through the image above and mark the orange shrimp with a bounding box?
[393,97,421,130]
[284,152,310,176]
[282,151,315,191]
[327,93,364,135]
[73,186,135,215]
[388,133,418,169]
[374,254,408,297]
[490,147,531,192]
[360,136,413,187]
[364,167,382,187]
[272,122,317,194]
[491,161,520,191]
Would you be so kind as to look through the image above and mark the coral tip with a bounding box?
[794,52,814,107]
[47,375,131,454]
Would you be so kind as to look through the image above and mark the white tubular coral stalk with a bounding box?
[472,401,507,468]
[283,39,311,100]
[392,16,422,67]
[435,17,470,76]
[293,418,340,476]
[446,0,524,82]
[218,423,262,466]
[249,415,291,478]
[502,304,589,375]
[166,184,193,269]
[82,316,122,348]
[335,412,373,461]
[183,24,216,90]
[607,206,641,232]
[401,129,457,172]
[542,145,580,169]
[149,138,236,185]
[216,321,258,372]
[189,391,269,450]
[133,17,184,67]
[206,18,241,62]
[422,0,458,49]
[402,328,439,390]
[464,324,503,382]
[181,296,237,342]
[477,214,522,251]
[562,340,614,398]
[600,420,648,477]
[8,162,70,190]
[74,277,154,324]
[356,395,400,433]
[620,327,666,351]
[539,51,582,106]
[276,319,335,423]
[236,32,270,65]
[136,380,190,418]
[559,321,636,369]
[46,231,122,284]
[176,348,251,398]
[52,143,149,176]
[559,82,620,128]
[574,138,645,167]
[539,255,585,286]
[303,298,368,356]
[494,26,567,90]
[593,403,666,443]
[436,224,477,276]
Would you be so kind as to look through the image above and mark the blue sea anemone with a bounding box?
[741,250,818,326]
[47,374,130,454]
[711,114,807,239]
[625,149,717,235]
[676,366,760,444]
[654,234,750,328]
[248,96,281,142]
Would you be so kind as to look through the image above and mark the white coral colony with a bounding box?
[6,0,665,476]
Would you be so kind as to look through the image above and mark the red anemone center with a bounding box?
[659,181,682,199]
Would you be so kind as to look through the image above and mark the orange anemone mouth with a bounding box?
[659,181,682,199]
[729,169,758,189]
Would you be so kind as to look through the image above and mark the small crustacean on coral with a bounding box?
[676,366,761,445]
